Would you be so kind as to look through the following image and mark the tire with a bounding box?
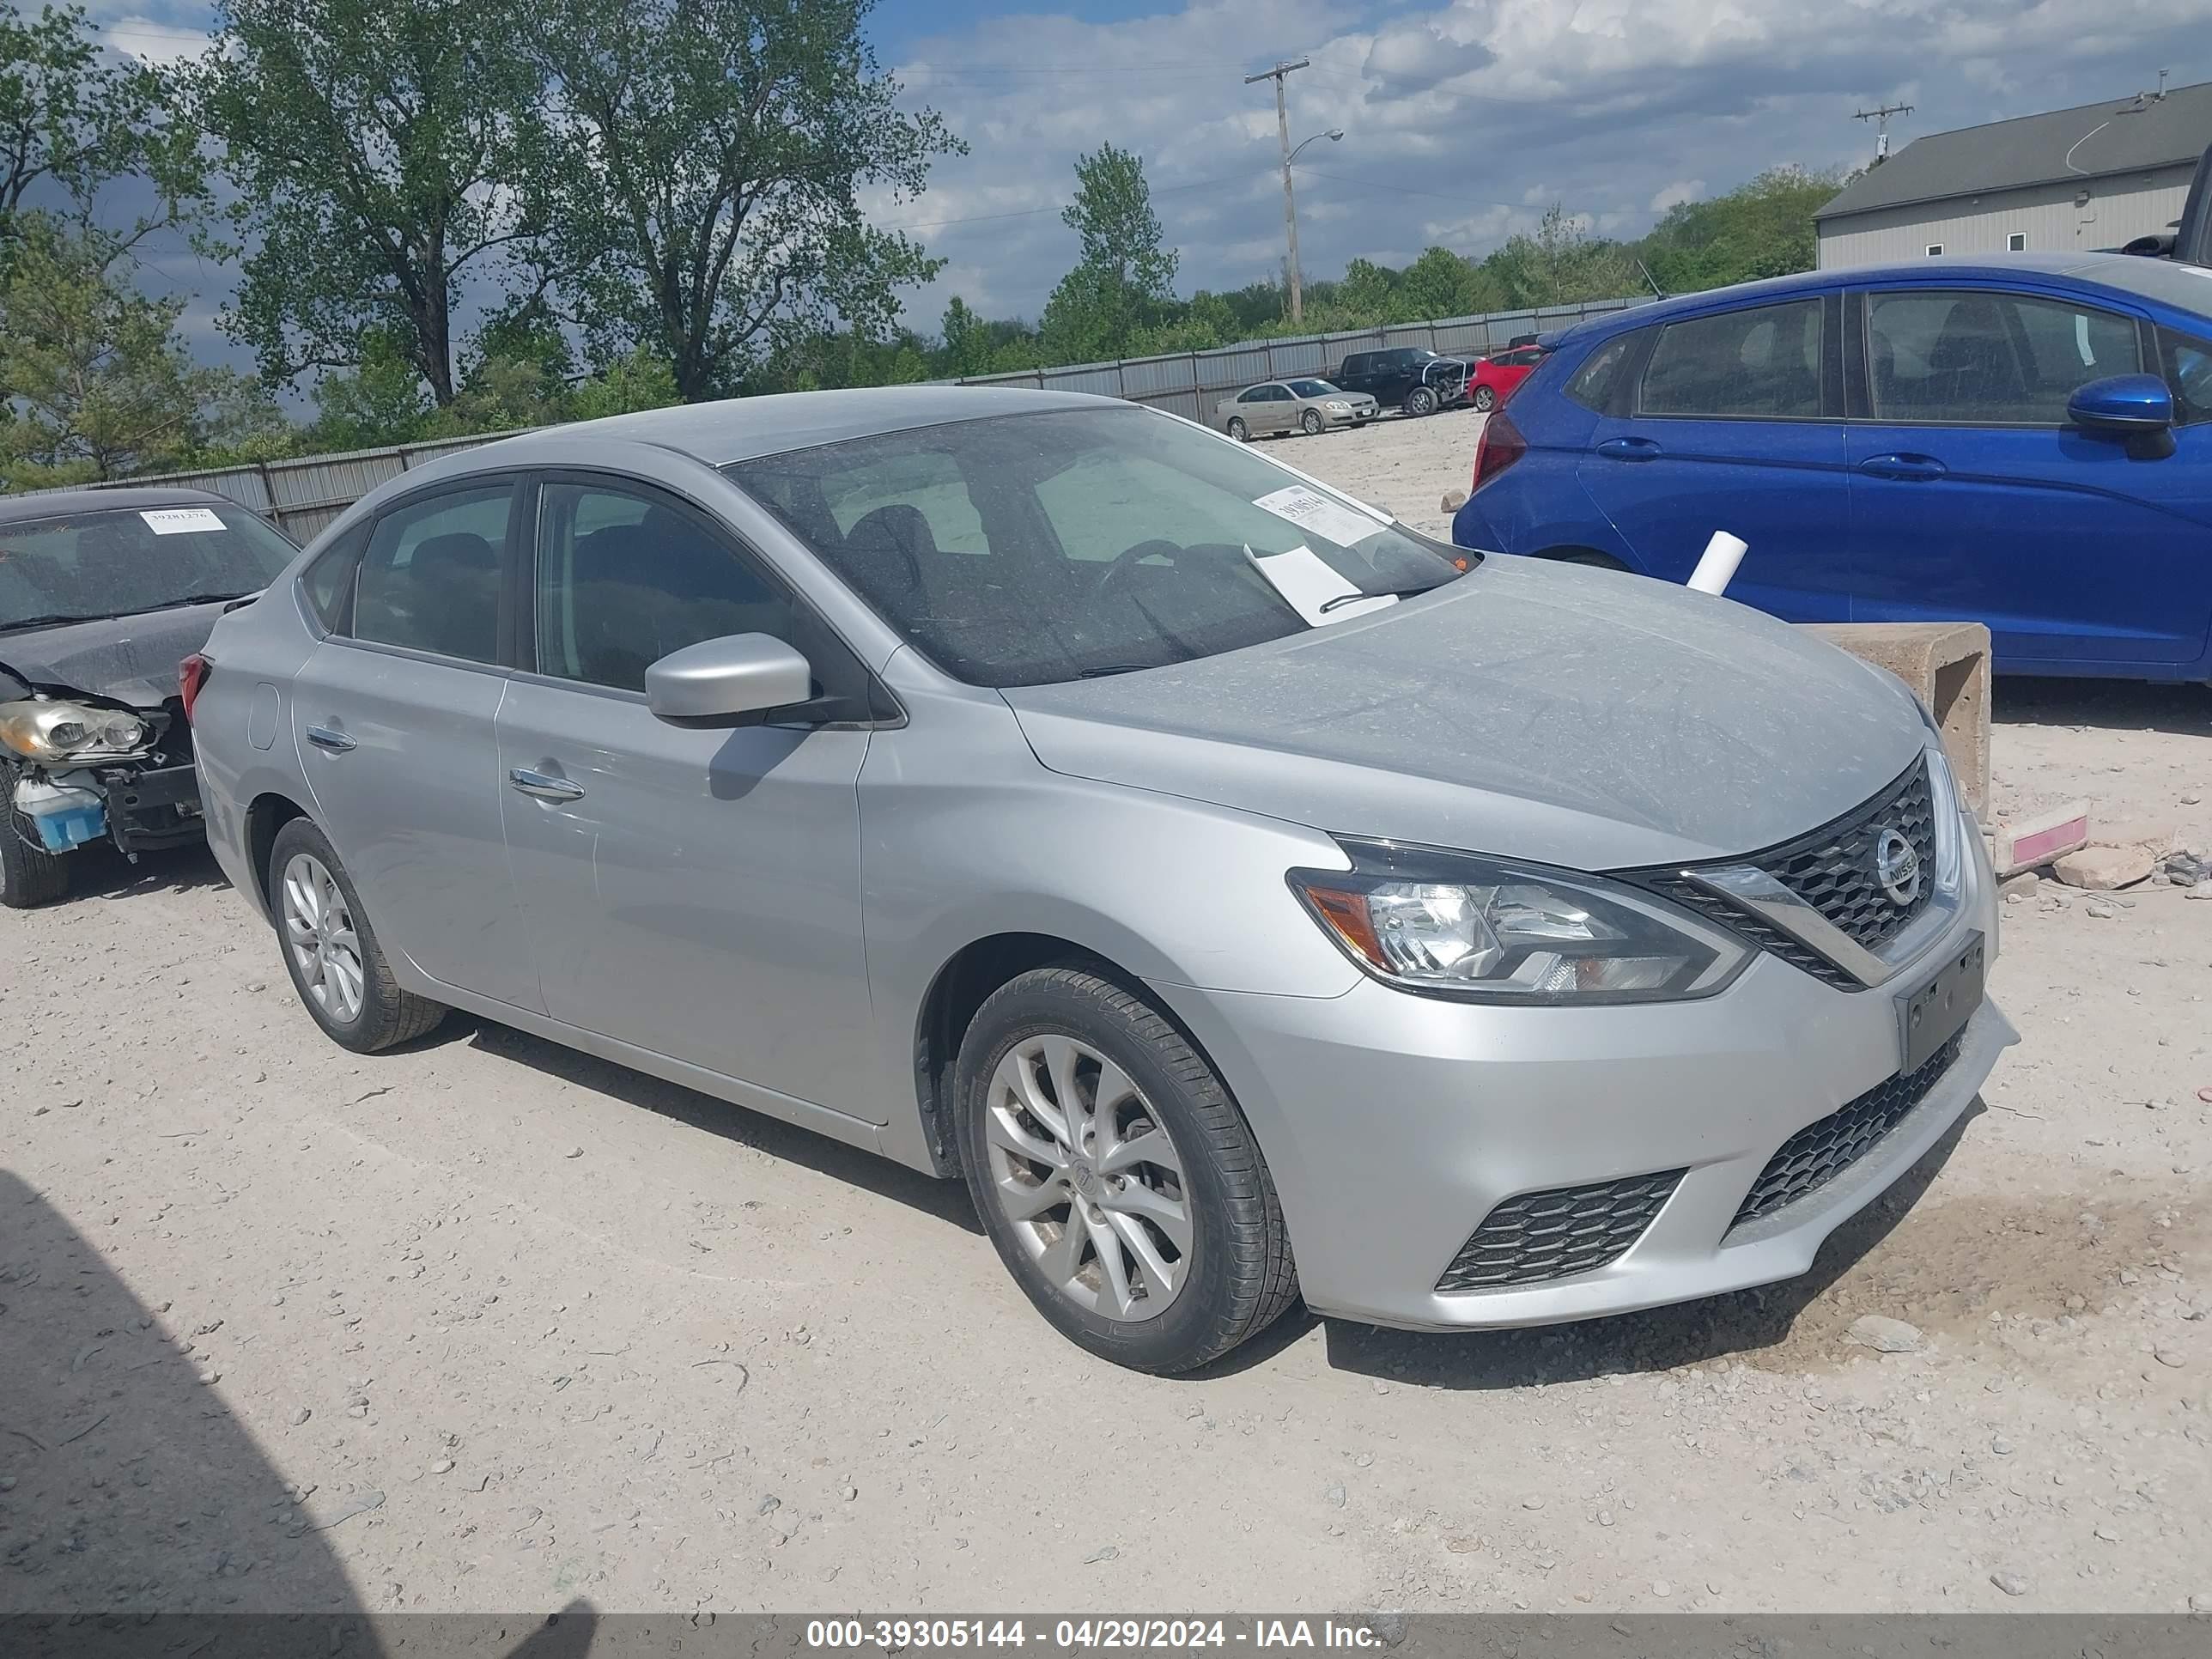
[1226,416,1249,441]
[0,764,70,909]
[1471,386,1497,411]
[1404,386,1437,417]
[268,817,446,1054]
[1300,409,1324,435]
[955,966,1298,1373]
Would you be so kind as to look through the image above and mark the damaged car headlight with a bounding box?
[1290,840,1750,1005]
[0,699,153,763]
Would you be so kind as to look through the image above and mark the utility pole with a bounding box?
[1247,58,1312,323]
[1854,101,1914,166]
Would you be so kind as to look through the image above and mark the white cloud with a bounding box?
[103,16,205,66]
[1650,179,1706,213]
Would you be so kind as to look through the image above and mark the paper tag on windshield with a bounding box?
[1252,484,1385,549]
[140,507,225,535]
[1247,545,1399,627]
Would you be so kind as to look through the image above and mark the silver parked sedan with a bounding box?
[191,387,2013,1374]
[1216,378,1378,440]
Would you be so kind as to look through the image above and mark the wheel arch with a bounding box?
[245,791,313,914]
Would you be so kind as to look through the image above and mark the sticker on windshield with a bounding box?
[140,507,226,535]
[1246,544,1399,627]
[1252,483,1386,549]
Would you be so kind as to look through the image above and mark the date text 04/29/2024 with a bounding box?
[804,1619,1393,1650]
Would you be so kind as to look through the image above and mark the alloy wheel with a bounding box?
[282,852,365,1024]
[982,1033,1192,1322]
[1473,386,1496,410]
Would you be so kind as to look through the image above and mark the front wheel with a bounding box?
[1471,386,1496,411]
[955,966,1299,1373]
[1404,386,1437,417]
[1300,409,1324,435]
[269,817,447,1053]
[0,763,70,909]
[1226,416,1249,442]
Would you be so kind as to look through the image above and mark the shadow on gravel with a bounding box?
[453,1016,987,1236]
[1310,1103,1981,1391]
[1996,676,2212,738]
[35,841,231,907]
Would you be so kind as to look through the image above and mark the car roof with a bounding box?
[1562,252,2212,344]
[0,484,244,526]
[459,386,1120,471]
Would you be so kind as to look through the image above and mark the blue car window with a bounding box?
[1565,331,1642,412]
[2160,326,2212,425]
[1865,289,2139,424]
[1639,300,1823,419]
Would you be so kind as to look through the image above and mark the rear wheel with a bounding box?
[1471,386,1497,411]
[956,966,1298,1373]
[1226,416,1249,441]
[269,817,446,1053]
[0,765,70,909]
[1404,385,1437,417]
[1300,409,1324,435]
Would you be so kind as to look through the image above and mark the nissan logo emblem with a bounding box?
[1875,829,1923,906]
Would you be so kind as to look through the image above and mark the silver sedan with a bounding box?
[191,387,2010,1375]
[1216,378,1378,440]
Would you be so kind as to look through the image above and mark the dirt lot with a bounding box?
[3,407,2210,1619]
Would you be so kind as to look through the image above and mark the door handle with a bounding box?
[508,767,585,804]
[305,725,356,753]
[1595,436,1662,462]
[1858,453,1948,482]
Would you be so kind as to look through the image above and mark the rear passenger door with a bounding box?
[290,478,544,1012]
[1844,283,2210,666]
[1576,295,1852,620]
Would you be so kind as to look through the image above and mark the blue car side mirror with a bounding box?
[2067,374,2174,434]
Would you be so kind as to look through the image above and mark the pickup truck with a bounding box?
[1327,347,1473,417]
[2126,140,2210,265]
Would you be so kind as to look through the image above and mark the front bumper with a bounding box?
[1154,870,2012,1331]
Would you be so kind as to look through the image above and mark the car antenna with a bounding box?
[1636,258,1667,301]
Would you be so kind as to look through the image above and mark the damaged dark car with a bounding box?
[0,488,296,907]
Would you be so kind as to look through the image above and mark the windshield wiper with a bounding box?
[121,590,254,615]
[1318,586,1439,613]
[0,611,125,633]
[0,591,256,635]
[1075,663,1156,678]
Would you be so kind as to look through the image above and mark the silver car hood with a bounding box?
[1000,558,1928,870]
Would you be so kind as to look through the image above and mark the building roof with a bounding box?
[1817,81,2212,222]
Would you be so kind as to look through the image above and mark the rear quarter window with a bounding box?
[1563,331,1644,412]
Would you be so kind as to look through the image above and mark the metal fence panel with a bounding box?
[1038,363,1123,396]
[1119,353,1199,397]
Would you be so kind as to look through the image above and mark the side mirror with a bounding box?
[2067,373,2174,435]
[644,634,813,726]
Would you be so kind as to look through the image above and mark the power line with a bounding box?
[878,168,1265,234]
[1292,166,1531,216]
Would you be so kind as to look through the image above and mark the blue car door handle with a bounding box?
[1595,437,1662,462]
[1858,453,1949,482]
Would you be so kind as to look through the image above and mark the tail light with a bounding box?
[1471,410,1528,492]
[179,653,210,724]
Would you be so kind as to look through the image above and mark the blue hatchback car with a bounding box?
[1450,253,2212,682]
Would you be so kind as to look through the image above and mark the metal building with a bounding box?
[1815,81,2212,268]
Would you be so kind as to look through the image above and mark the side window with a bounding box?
[1238,387,1266,404]
[353,484,512,663]
[533,483,794,694]
[1340,356,1368,377]
[1640,299,1824,418]
[822,450,988,556]
[1865,289,2141,423]
[301,522,368,632]
[1565,331,1642,412]
[2162,326,2212,426]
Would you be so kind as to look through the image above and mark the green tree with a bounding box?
[305,330,434,451]
[1636,167,1853,294]
[1038,143,1181,362]
[188,0,548,406]
[527,0,958,403]
[1482,204,1639,309]
[1401,246,1486,319]
[939,296,994,377]
[0,218,261,486]
[568,347,680,422]
[0,1,210,262]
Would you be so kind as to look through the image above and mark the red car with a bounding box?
[1464,343,1547,411]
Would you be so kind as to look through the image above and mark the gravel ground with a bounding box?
[3,405,2210,1620]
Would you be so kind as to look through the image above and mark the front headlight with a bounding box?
[1325,400,1350,411]
[1290,840,1750,1004]
[0,699,153,763]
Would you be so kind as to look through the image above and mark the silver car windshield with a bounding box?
[726,406,1463,689]
[0,505,295,632]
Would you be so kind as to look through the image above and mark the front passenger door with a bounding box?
[495,477,882,1119]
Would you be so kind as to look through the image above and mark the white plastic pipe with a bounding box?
[1686,530,1747,596]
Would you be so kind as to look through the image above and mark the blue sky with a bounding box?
[86,0,2211,391]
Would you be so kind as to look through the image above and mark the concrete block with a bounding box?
[1991,799,2091,877]
[1800,622,1991,817]
[2052,844,2155,890]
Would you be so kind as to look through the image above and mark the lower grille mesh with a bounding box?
[1729,1034,1964,1231]
[1436,1170,1684,1292]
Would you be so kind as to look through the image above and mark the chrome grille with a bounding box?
[1729,1034,1963,1231]
[1436,1170,1683,1292]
